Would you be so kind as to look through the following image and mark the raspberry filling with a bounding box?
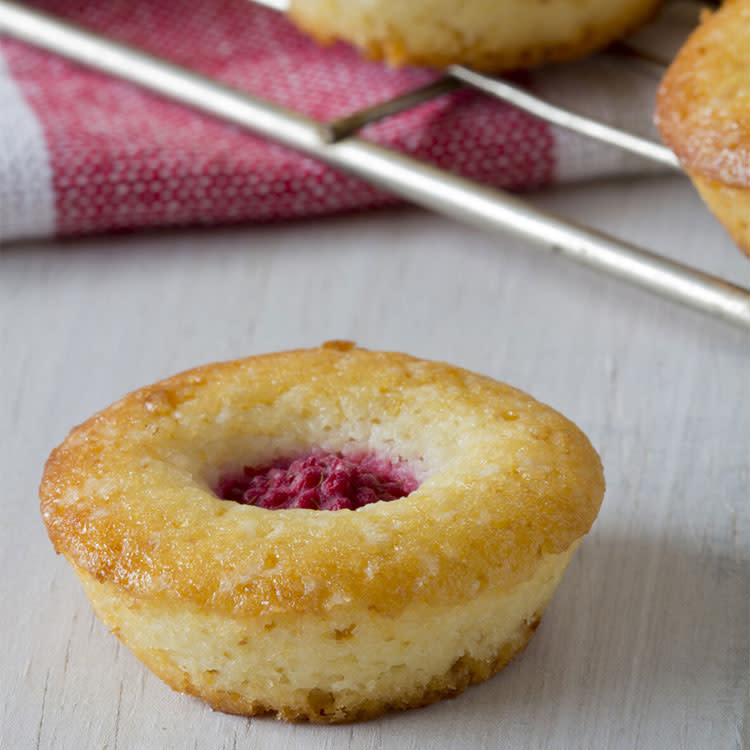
[216,452,418,511]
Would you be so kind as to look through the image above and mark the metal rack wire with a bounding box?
[1,0,748,329]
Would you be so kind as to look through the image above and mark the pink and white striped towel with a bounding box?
[0,0,691,242]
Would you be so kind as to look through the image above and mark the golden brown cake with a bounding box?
[656,0,750,259]
[39,342,605,722]
[286,0,664,71]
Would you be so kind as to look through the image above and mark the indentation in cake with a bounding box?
[216,451,418,511]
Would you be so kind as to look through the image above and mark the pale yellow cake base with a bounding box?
[76,545,575,722]
[288,0,663,71]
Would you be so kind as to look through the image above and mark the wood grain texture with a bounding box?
[1,176,748,749]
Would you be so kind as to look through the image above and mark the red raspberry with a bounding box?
[216,452,417,511]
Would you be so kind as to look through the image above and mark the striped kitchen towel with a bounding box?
[0,0,692,242]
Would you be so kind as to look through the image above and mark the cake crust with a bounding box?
[656,1,750,188]
[655,0,750,257]
[40,343,604,721]
[41,343,603,619]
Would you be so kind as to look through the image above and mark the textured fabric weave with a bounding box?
[0,0,679,241]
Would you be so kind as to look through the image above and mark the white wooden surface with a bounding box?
[1,175,748,749]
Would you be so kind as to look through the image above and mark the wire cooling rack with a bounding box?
[1,0,748,329]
